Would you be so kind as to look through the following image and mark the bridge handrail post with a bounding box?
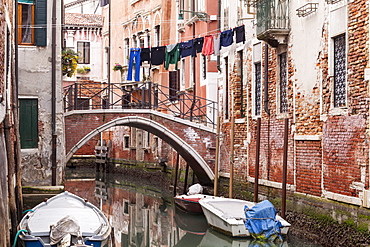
[148,81,152,109]
[73,82,78,110]
[142,86,145,109]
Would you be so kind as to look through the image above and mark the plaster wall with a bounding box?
[290,1,327,95]
[18,0,65,186]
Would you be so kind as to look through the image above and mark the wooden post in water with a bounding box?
[214,116,221,196]
[173,153,180,196]
[229,115,235,198]
[281,118,289,218]
[254,118,261,203]
[183,163,189,195]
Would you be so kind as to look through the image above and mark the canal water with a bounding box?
[61,165,322,247]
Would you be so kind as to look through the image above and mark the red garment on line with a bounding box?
[202,35,214,56]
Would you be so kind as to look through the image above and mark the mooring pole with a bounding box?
[229,115,235,198]
[254,117,261,203]
[281,118,289,218]
[214,116,221,196]
[173,153,180,196]
[183,163,190,195]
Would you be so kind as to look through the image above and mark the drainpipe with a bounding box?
[51,0,57,186]
[281,118,289,218]
[264,43,271,180]
[254,117,261,203]
[108,0,111,107]
[189,0,196,121]
[264,44,270,115]
[216,0,221,72]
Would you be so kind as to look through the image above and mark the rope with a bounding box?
[22,209,34,214]
[12,229,28,247]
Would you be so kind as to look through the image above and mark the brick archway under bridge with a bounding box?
[65,109,216,184]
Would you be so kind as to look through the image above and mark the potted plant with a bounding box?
[62,48,79,77]
[84,66,91,72]
[113,63,123,71]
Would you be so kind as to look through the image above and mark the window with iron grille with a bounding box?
[333,34,346,107]
[254,62,262,116]
[279,52,288,113]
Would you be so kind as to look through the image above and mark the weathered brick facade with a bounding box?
[216,0,370,208]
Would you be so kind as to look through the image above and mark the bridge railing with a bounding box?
[63,81,218,127]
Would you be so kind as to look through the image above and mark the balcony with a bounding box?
[256,0,290,47]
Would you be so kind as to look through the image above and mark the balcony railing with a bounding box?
[256,0,290,46]
[63,81,218,127]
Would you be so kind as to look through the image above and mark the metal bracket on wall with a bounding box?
[296,3,319,17]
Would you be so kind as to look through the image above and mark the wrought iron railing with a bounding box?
[256,0,290,36]
[63,81,218,127]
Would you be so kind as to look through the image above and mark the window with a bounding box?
[154,25,160,47]
[124,136,130,149]
[254,62,262,116]
[76,97,90,110]
[333,34,346,107]
[201,54,207,80]
[124,38,130,65]
[138,33,144,48]
[18,0,47,46]
[180,59,186,91]
[279,52,288,113]
[77,42,90,64]
[169,70,180,102]
[100,0,109,7]
[19,99,38,149]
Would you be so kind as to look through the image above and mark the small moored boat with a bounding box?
[174,194,214,214]
[17,191,111,247]
[173,183,214,214]
[199,197,290,239]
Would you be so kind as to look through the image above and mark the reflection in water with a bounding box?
[64,168,320,247]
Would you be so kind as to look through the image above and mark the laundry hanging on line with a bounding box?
[122,24,246,78]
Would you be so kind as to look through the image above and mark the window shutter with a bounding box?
[35,0,47,46]
[20,99,38,149]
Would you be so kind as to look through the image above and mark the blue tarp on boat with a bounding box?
[244,200,283,240]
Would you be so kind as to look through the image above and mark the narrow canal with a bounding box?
[26,165,323,247]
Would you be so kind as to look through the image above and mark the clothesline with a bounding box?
[124,25,246,82]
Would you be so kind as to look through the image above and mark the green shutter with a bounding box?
[35,0,47,46]
[20,99,38,149]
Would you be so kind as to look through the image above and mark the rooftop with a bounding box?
[64,13,103,27]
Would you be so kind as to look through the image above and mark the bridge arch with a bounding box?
[66,116,214,184]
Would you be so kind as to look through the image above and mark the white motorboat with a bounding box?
[199,197,290,239]
[17,191,111,247]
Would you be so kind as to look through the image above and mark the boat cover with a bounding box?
[187,183,203,195]
[50,215,80,245]
[244,200,283,241]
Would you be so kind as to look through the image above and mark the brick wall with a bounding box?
[65,112,216,175]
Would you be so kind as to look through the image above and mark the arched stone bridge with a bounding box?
[65,109,216,184]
